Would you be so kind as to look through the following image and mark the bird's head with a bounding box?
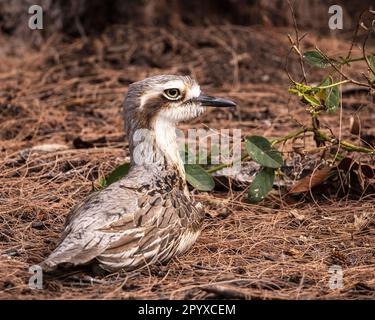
[124,75,236,131]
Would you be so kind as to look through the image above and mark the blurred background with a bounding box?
[1,0,374,38]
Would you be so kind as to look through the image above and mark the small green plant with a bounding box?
[285,7,374,153]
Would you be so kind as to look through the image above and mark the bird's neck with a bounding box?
[129,117,185,178]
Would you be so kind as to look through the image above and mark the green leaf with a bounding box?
[98,177,107,189]
[303,51,331,68]
[302,94,321,107]
[245,136,283,168]
[248,167,275,204]
[319,77,340,113]
[288,88,303,96]
[101,162,130,187]
[319,76,331,87]
[325,85,340,113]
[368,54,375,82]
[185,164,215,191]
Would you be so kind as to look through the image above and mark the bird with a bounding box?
[41,75,236,273]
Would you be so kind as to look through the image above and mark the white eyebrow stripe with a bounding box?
[159,80,185,90]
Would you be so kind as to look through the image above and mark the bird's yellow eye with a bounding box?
[164,88,181,100]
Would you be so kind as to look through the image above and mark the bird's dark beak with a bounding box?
[196,94,236,108]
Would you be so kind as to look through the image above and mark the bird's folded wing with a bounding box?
[41,179,145,270]
[41,176,195,271]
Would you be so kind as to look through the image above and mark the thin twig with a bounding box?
[345,10,368,61]
[362,28,375,85]
[287,0,307,83]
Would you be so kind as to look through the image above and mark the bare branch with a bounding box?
[287,0,307,83]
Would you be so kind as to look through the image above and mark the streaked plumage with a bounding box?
[41,75,235,272]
